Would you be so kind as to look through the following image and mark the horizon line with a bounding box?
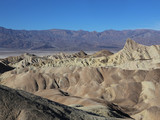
[0,26,160,32]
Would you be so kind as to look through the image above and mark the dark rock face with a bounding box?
[0,62,14,73]
[0,26,160,51]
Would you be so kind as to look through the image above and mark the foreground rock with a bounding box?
[0,85,132,120]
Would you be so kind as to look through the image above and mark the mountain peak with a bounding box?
[124,38,141,50]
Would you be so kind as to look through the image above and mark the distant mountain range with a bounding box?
[0,26,160,51]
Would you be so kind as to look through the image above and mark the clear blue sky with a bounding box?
[0,0,160,31]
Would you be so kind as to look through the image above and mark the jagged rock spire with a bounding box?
[124,38,142,50]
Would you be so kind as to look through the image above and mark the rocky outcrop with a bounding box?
[1,51,109,68]
[107,39,160,69]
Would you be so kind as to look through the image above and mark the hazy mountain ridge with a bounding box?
[1,26,160,50]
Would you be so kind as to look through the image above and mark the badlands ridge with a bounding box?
[1,39,160,120]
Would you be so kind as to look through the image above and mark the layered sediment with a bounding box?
[1,39,160,120]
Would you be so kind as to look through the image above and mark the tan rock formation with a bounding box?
[1,39,160,120]
[1,66,160,119]
[107,39,160,69]
[91,50,113,58]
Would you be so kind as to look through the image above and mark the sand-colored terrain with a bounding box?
[1,85,133,120]
[1,39,160,120]
[108,39,160,69]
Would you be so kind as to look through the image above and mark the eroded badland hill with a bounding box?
[1,39,160,120]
